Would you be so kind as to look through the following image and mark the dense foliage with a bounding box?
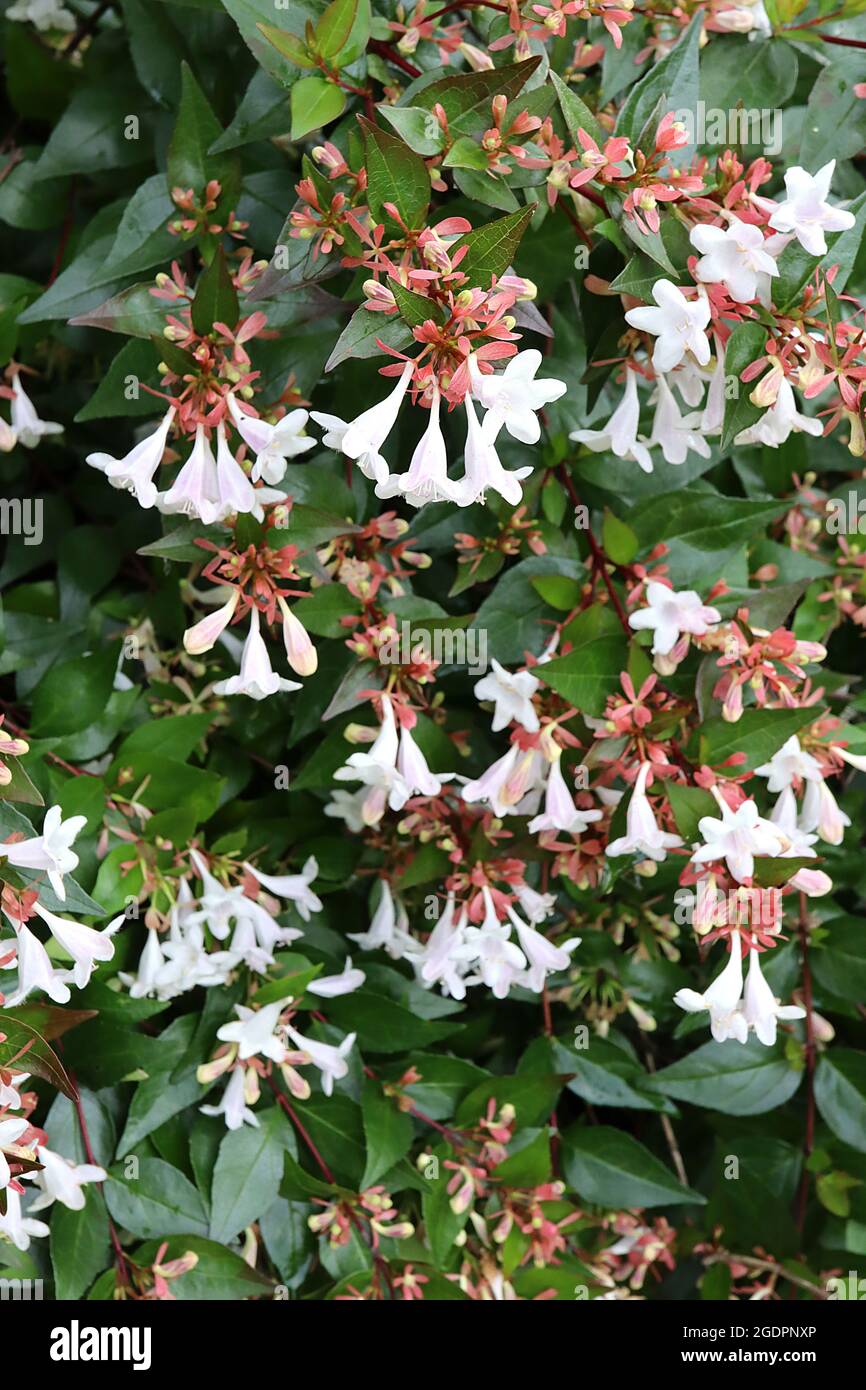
[1,0,865,1304]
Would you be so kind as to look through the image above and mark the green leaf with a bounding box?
[133,1235,274,1299]
[210,1107,295,1242]
[539,633,628,717]
[361,1078,413,1188]
[324,305,414,371]
[190,246,240,335]
[391,280,445,329]
[360,117,431,232]
[105,1157,210,1240]
[814,1050,866,1154]
[256,21,317,71]
[628,488,785,586]
[561,1125,705,1207]
[412,57,541,133]
[645,1037,802,1116]
[168,63,240,206]
[291,75,346,141]
[316,0,371,65]
[549,70,606,151]
[0,1013,77,1098]
[616,13,702,147]
[450,206,534,289]
[51,1187,111,1300]
[811,917,866,1003]
[695,707,821,775]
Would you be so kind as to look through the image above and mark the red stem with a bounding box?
[557,464,631,635]
[267,1073,336,1184]
[367,40,422,79]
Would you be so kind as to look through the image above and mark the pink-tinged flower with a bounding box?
[569,128,631,189]
[284,1023,356,1096]
[571,370,653,473]
[462,744,543,818]
[625,281,712,373]
[452,896,526,1000]
[87,407,174,508]
[0,1116,30,1191]
[691,791,785,884]
[742,949,805,1046]
[768,160,855,257]
[2,921,70,1004]
[528,752,602,835]
[654,112,689,152]
[673,939,748,1044]
[200,1066,260,1130]
[157,424,221,523]
[183,589,240,655]
[213,606,302,701]
[278,596,317,677]
[509,908,580,992]
[606,763,683,863]
[628,581,720,656]
[217,998,290,1063]
[799,777,850,846]
[244,855,322,921]
[213,425,260,518]
[768,786,832,897]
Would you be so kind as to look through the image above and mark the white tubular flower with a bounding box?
[227,394,315,484]
[691,791,785,884]
[648,374,711,466]
[474,658,540,734]
[27,1147,107,1213]
[513,881,556,924]
[528,753,602,836]
[307,959,365,997]
[284,1024,356,1097]
[332,696,411,823]
[628,580,721,656]
[700,344,727,435]
[470,349,567,444]
[213,424,259,518]
[8,0,77,32]
[9,374,62,447]
[376,387,462,506]
[419,897,470,1000]
[769,788,832,897]
[508,908,580,993]
[397,724,451,797]
[0,804,87,902]
[768,161,856,257]
[673,940,748,1044]
[311,360,414,486]
[0,1070,30,1109]
[86,406,174,508]
[755,735,822,792]
[118,926,166,999]
[734,379,822,448]
[0,1116,29,1190]
[349,879,399,952]
[217,998,291,1063]
[606,762,683,863]
[690,217,779,303]
[570,370,653,473]
[742,948,805,1046]
[624,280,712,373]
[453,893,527,1000]
[243,855,323,922]
[32,901,120,989]
[213,606,302,701]
[200,1066,260,1131]
[157,424,221,523]
[2,922,70,1004]
[188,848,247,940]
[183,588,240,655]
[831,743,866,773]
[457,395,532,507]
[0,1187,49,1251]
[799,776,850,846]
[462,744,542,818]
[277,596,318,677]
